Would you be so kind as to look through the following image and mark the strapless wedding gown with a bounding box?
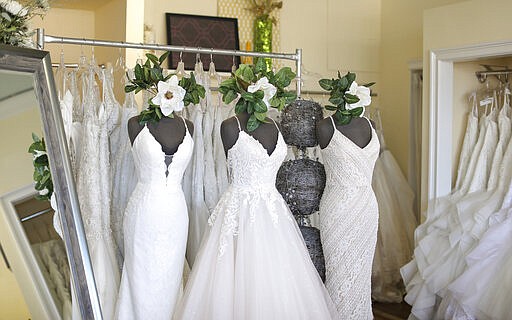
[319,116,380,319]
[174,117,337,320]
[115,118,193,320]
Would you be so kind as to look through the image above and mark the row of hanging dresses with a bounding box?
[54,56,137,319]
[401,89,512,319]
[369,108,417,303]
[181,59,235,266]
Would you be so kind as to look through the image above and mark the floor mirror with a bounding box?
[0,44,101,320]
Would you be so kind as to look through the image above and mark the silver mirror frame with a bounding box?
[0,44,102,320]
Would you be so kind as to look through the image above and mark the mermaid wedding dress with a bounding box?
[115,117,193,320]
[319,116,380,319]
[174,117,337,320]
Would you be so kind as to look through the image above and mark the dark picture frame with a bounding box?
[166,13,241,72]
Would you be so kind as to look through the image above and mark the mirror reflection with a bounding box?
[0,69,70,320]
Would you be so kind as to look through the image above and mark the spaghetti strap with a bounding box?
[270,118,279,131]
[181,116,189,133]
[234,116,242,132]
[329,116,336,129]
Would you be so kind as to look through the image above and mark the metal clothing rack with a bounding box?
[20,207,53,223]
[475,65,512,84]
[36,28,303,97]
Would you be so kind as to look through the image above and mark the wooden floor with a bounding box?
[373,301,411,320]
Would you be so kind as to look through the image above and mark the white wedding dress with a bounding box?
[76,70,120,320]
[319,116,380,319]
[115,117,193,320]
[174,117,337,320]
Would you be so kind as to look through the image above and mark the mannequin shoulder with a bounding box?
[220,116,242,153]
[183,118,194,136]
[127,115,144,144]
[316,117,335,149]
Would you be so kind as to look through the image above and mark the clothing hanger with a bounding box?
[175,51,186,79]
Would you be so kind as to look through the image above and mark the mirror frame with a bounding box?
[0,44,101,320]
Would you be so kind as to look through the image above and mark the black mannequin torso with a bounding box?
[128,114,194,155]
[316,116,373,149]
[220,111,280,156]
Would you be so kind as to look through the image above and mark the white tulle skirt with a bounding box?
[174,185,337,320]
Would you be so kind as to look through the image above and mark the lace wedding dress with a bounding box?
[115,117,193,320]
[76,70,120,320]
[174,117,337,320]
[319,116,380,319]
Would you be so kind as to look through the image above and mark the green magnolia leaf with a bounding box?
[363,82,376,87]
[154,107,163,119]
[124,84,137,93]
[241,92,255,102]
[253,90,264,100]
[344,93,360,104]
[220,78,237,91]
[255,57,267,74]
[134,64,143,79]
[274,67,296,88]
[281,91,297,102]
[254,111,266,122]
[159,51,170,64]
[319,79,333,91]
[223,90,238,104]
[247,101,255,114]
[254,100,267,113]
[146,53,160,64]
[325,105,337,111]
[235,99,247,114]
[339,77,349,90]
[329,95,344,106]
[350,107,364,117]
[247,114,260,132]
[346,72,356,83]
[32,133,39,142]
[144,59,151,68]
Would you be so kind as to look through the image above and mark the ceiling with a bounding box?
[51,0,109,10]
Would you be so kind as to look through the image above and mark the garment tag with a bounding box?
[479,97,493,107]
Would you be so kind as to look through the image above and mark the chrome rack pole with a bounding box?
[36,28,303,94]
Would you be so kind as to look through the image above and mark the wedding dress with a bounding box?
[75,70,120,320]
[319,116,380,319]
[174,117,337,320]
[371,122,416,303]
[109,70,139,269]
[115,117,193,320]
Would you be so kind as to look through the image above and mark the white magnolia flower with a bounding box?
[39,188,49,196]
[247,76,277,108]
[33,149,47,159]
[151,76,186,116]
[1,1,28,17]
[346,81,371,111]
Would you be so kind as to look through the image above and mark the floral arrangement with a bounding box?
[247,0,282,22]
[319,71,374,125]
[0,0,50,47]
[28,133,53,201]
[219,58,296,131]
[125,52,206,124]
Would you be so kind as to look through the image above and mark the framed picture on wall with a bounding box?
[166,13,241,72]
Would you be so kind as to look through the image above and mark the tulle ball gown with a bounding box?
[174,117,337,320]
[115,117,193,320]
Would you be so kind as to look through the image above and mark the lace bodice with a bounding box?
[226,118,287,189]
[132,119,193,188]
[321,117,379,188]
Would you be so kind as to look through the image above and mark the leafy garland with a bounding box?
[28,133,53,201]
[319,71,375,125]
[125,52,206,125]
[219,58,296,131]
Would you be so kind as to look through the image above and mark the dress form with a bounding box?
[221,111,279,156]
[128,114,194,154]
[317,116,373,149]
